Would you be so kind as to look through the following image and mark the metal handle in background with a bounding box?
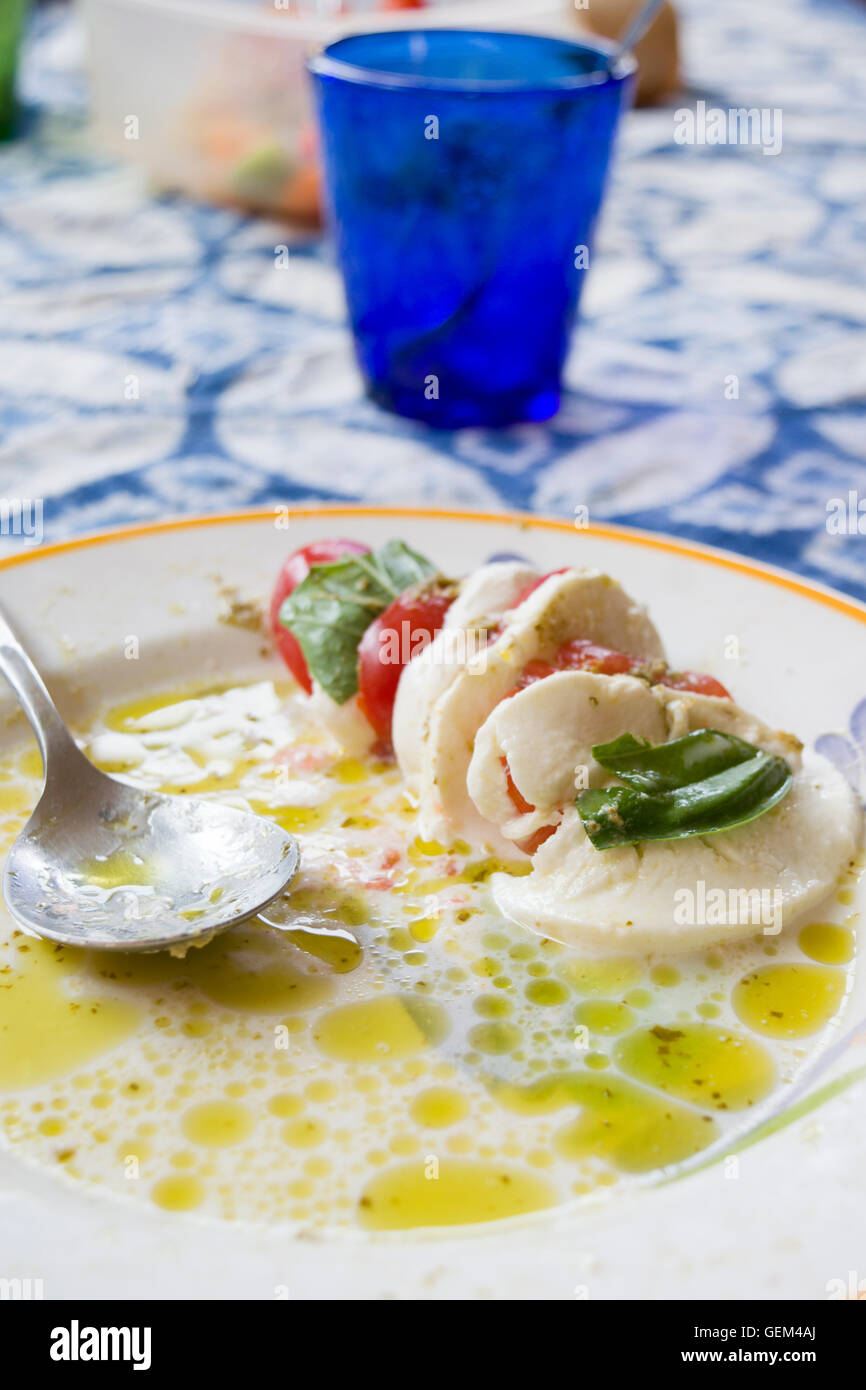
[612,0,668,63]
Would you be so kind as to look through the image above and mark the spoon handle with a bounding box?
[0,606,89,777]
[612,0,667,61]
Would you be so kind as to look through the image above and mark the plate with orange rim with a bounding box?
[0,504,864,1302]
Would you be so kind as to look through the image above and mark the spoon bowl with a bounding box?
[0,608,299,952]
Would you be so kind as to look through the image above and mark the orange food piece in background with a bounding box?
[278,164,322,227]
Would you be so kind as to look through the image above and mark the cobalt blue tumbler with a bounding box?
[309,30,635,428]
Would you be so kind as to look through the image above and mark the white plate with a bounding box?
[1,506,864,1301]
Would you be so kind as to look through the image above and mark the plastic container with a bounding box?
[0,0,28,141]
[82,0,566,223]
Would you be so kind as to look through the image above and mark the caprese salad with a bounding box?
[271,539,862,953]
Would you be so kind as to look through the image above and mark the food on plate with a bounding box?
[276,538,861,956]
[0,533,860,1234]
[269,537,371,693]
[391,558,539,782]
[468,675,858,950]
[393,567,668,850]
[357,578,457,741]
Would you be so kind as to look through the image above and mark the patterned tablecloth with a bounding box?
[0,0,864,599]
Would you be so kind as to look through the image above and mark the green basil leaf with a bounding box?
[278,539,436,704]
[592,728,763,793]
[577,742,793,849]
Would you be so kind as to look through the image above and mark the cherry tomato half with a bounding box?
[505,640,731,700]
[661,670,732,699]
[511,568,569,608]
[357,582,454,740]
[502,640,642,701]
[270,539,369,693]
[500,756,558,856]
[518,824,558,857]
[500,755,534,814]
[485,569,571,646]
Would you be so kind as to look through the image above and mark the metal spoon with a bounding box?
[608,0,668,66]
[0,607,299,953]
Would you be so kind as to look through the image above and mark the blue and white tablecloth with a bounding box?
[0,0,864,599]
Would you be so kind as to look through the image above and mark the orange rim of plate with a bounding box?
[1,504,864,626]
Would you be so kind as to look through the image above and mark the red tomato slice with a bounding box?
[511,567,569,608]
[557,639,640,676]
[270,539,369,693]
[500,755,534,814]
[501,641,641,701]
[502,638,730,702]
[507,659,557,694]
[517,824,558,856]
[357,583,454,740]
[500,757,557,856]
[485,569,570,647]
[514,641,629,683]
[660,670,732,699]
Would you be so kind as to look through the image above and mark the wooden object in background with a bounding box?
[575,0,680,105]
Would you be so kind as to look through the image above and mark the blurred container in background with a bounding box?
[82,0,567,225]
[0,0,28,140]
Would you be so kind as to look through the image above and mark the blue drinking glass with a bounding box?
[309,29,635,429]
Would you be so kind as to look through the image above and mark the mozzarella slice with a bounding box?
[467,676,802,843]
[490,752,861,952]
[413,568,665,846]
[468,671,669,841]
[660,688,803,762]
[392,561,539,789]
